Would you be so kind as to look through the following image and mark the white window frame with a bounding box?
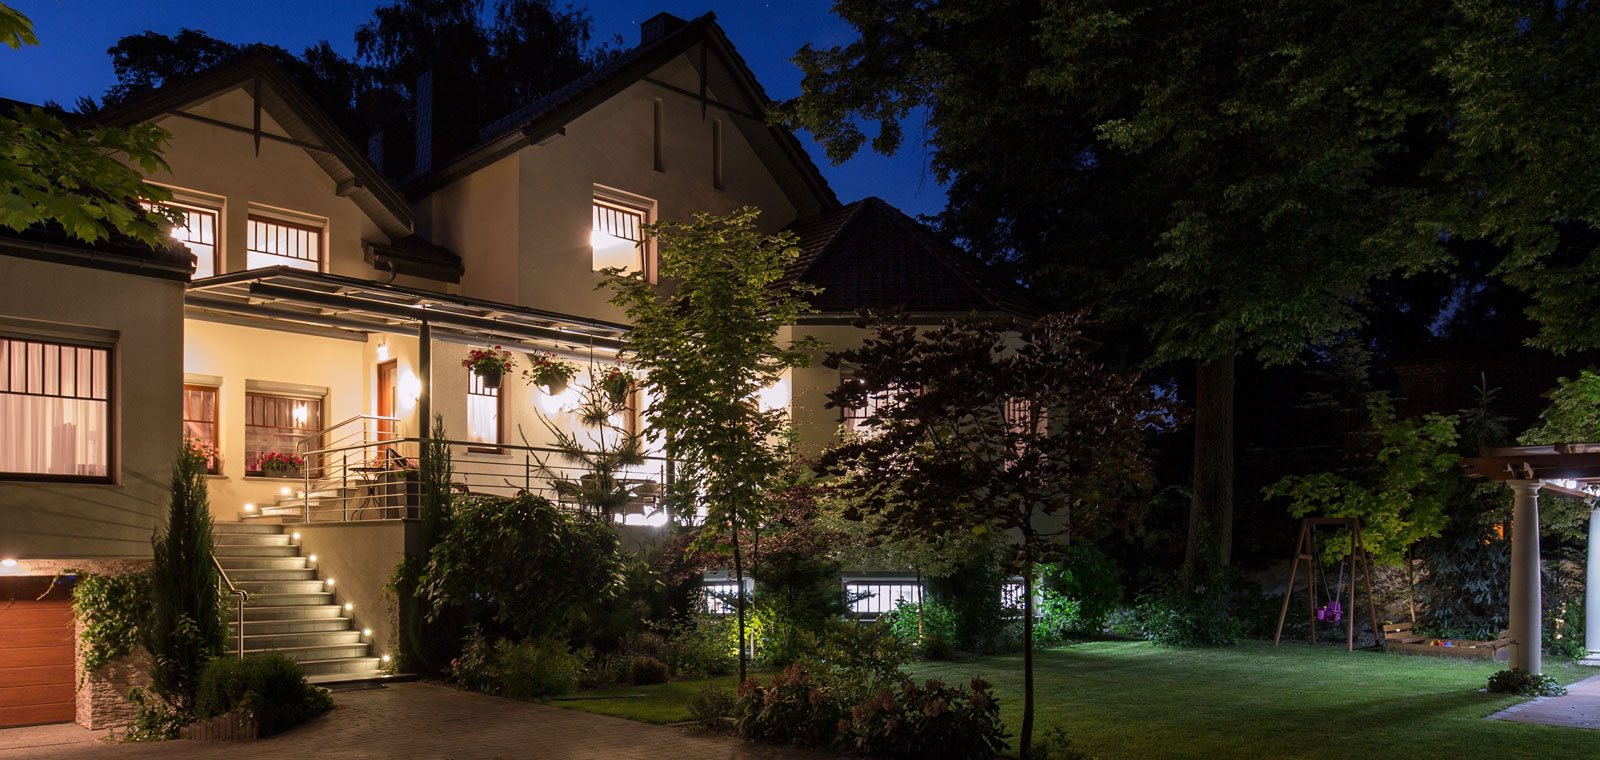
[591,186,657,283]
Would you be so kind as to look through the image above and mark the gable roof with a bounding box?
[405,13,838,216]
[784,197,1042,318]
[87,53,463,281]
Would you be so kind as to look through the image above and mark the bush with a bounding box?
[1034,590,1086,643]
[926,555,1013,652]
[1041,546,1123,636]
[452,631,583,700]
[630,656,669,685]
[922,634,954,660]
[1130,569,1241,647]
[734,664,846,749]
[581,652,632,688]
[687,685,736,730]
[880,598,960,655]
[1487,669,1567,697]
[195,653,332,736]
[653,612,737,678]
[842,677,1010,760]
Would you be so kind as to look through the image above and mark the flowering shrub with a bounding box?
[523,351,578,388]
[688,685,736,730]
[258,451,302,472]
[733,664,846,749]
[462,346,515,376]
[842,677,1009,760]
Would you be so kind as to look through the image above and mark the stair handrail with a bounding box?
[295,414,404,522]
[212,552,248,659]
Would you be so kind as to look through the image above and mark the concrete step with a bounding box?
[296,656,383,677]
[308,670,411,687]
[234,616,355,635]
[213,544,300,557]
[218,556,309,570]
[242,604,344,622]
[236,580,328,595]
[214,533,291,547]
[232,630,362,651]
[226,568,317,582]
[275,652,377,668]
[214,523,285,535]
[246,591,335,607]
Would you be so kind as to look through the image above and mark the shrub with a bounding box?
[195,653,332,736]
[800,618,911,704]
[880,598,960,654]
[630,656,669,685]
[1131,569,1241,647]
[687,685,736,730]
[733,664,846,749]
[72,572,151,677]
[1033,590,1086,643]
[922,634,954,661]
[926,555,1013,652]
[452,631,583,700]
[1041,545,1123,636]
[653,612,737,678]
[842,677,1010,760]
[1487,669,1567,697]
[581,652,632,688]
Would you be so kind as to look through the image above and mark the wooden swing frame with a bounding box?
[1273,517,1382,652]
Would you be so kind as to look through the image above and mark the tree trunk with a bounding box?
[731,515,748,683]
[1186,351,1236,570]
[1020,543,1036,760]
[915,567,925,642]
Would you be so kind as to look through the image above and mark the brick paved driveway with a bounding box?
[0,682,823,759]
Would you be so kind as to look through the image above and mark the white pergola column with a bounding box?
[1585,505,1600,665]
[1509,480,1543,674]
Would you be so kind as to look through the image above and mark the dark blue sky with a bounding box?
[0,0,946,217]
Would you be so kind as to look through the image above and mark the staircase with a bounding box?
[214,522,386,684]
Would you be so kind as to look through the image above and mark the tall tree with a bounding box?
[603,207,817,682]
[0,3,180,246]
[822,312,1163,758]
[791,0,1456,571]
[142,438,226,718]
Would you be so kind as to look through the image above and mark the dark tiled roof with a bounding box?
[784,197,1042,318]
[0,221,196,281]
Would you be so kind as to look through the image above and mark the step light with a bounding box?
[0,558,15,568]
[344,602,354,611]
[244,503,256,513]
[325,578,336,587]
[308,554,318,563]
[362,628,372,637]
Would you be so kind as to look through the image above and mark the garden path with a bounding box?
[1488,673,1600,730]
[0,681,824,759]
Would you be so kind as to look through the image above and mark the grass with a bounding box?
[554,641,1600,758]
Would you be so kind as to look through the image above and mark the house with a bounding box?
[0,11,1036,729]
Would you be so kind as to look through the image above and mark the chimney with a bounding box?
[413,70,433,175]
[366,128,385,173]
[639,12,688,46]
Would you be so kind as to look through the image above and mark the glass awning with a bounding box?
[186,266,628,355]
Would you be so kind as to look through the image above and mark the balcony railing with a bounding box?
[284,416,673,523]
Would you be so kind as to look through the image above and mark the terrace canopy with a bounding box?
[1462,444,1600,673]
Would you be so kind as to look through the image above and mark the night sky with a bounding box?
[0,0,946,217]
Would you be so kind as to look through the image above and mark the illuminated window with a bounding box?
[466,368,502,449]
[592,197,649,277]
[845,580,922,619]
[244,391,321,474]
[247,215,322,271]
[841,378,889,435]
[167,206,219,278]
[182,384,220,474]
[0,337,110,480]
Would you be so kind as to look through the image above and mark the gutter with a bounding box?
[0,236,193,282]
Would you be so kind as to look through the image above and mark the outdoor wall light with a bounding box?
[279,486,291,496]
[0,558,15,567]
[376,339,390,361]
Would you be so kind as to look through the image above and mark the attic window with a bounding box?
[591,194,652,280]
[247,215,322,272]
[166,205,219,278]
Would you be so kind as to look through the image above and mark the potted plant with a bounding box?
[523,351,579,394]
[463,346,515,389]
[259,452,302,478]
[598,367,636,406]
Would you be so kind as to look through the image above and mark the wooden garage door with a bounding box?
[0,576,74,727]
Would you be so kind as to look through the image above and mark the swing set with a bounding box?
[1273,517,1382,651]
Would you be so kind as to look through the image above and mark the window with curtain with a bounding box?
[244,391,321,474]
[0,337,110,480]
[246,215,322,271]
[466,369,501,449]
[168,206,219,278]
[182,384,219,474]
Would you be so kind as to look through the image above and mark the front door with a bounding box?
[376,359,397,442]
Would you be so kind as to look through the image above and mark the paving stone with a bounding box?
[1488,673,1600,730]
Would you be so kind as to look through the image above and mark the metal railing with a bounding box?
[213,553,248,658]
[286,432,673,524]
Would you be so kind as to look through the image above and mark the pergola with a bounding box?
[1462,443,1600,673]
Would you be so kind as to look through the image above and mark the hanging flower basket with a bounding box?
[598,367,636,406]
[463,346,515,389]
[259,452,303,478]
[523,351,579,394]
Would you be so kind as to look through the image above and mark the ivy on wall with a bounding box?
[72,572,152,677]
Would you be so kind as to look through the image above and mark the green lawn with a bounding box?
[551,675,742,724]
[554,641,1600,758]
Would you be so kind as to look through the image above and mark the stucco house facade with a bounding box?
[0,12,1034,729]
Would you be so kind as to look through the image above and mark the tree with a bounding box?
[142,438,226,718]
[1436,1,1600,353]
[603,207,817,682]
[526,363,647,521]
[821,312,1164,758]
[790,0,1456,573]
[0,3,180,246]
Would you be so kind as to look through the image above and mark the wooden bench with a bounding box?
[1382,622,1512,661]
